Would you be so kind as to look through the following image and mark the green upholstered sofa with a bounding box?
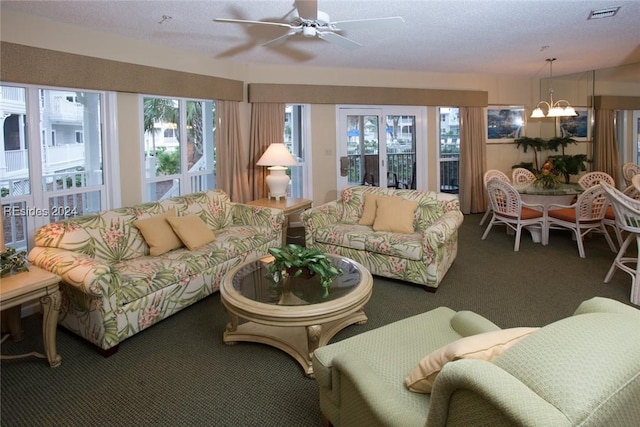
[301,186,463,290]
[28,190,284,355]
[313,297,640,426]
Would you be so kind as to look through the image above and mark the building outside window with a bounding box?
[1,84,113,250]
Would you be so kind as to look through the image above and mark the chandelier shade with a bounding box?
[530,58,577,118]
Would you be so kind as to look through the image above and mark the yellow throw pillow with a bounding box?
[166,214,216,250]
[358,193,380,226]
[405,327,539,393]
[373,196,418,233]
[133,209,183,256]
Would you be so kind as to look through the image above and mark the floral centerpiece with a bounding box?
[0,246,29,277]
[534,158,562,189]
[267,244,343,296]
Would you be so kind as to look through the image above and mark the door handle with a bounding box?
[340,156,349,176]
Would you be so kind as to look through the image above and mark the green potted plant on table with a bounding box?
[267,244,343,297]
[513,135,588,184]
[0,246,29,277]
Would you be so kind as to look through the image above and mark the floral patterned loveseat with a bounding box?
[28,190,284,355]
[301,186,463,290]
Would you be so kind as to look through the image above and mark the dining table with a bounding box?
[514,181,584,243]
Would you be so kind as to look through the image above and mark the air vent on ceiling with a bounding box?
[588,6,621,20]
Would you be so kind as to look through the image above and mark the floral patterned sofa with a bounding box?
[28,190,284,355]
[301,186,463,290]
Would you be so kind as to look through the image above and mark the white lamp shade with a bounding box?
[256,143,297,167]
[256,143,297,200]
[530,108,545,118]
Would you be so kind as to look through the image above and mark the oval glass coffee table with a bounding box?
[220,254,373,377]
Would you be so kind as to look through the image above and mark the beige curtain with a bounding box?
[249,103,286,199]
[458,107,487,214]
[216,100,251,203]
[593,109,619,180]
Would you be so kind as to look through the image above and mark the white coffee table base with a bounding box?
[220,255,373,378]
[223,309,368,378]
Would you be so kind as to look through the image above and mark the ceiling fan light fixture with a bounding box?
[214,1,404,50]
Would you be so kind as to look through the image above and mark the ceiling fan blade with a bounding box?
[317,31,362,50]
[331,16,405,30]
[214,18,293,29]
[262,28,303,47]
[294,0,318,20]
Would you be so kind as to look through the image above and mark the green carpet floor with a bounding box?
[0,214,634,426]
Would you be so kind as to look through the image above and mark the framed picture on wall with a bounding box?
[557,107,590,141]
[486,106,525,143]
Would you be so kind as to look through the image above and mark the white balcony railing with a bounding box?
[4,149,29,172]
[0,86,25,103]
[42,144,85,172]
[2,144,86,178]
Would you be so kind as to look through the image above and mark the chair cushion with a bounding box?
[547,208,576,222]
[133,209,183,256]
[364,232,423,260]
[520,206,544,220]
[605,206,615,220]
[405,327,539,393]
[313,224,368,250]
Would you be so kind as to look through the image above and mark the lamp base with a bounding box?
[265,166,290,201]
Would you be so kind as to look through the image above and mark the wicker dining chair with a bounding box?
[546,184,617,258]
[511,167,536,185]
[577,171,617,246]
[632,174,640,193]
[577,171,615,190]
[622,162,640,187]
[482,178,545,251]
[479,169,511,226]
[601,182,640,306]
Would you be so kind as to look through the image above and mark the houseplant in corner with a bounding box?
[267,244,343,297]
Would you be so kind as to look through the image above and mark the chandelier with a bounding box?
[530,58,577,118]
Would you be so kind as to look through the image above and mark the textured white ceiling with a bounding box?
[2,0,640,79]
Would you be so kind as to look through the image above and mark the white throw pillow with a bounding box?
[405,327,539,393]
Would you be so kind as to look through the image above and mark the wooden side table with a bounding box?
[0,265,62,367]
[247,198,312,246]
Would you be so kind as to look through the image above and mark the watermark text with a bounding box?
[3,205,78,217]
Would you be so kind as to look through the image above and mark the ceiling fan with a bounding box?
[214,0,405,50]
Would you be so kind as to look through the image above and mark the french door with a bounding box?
[336,106,426,191]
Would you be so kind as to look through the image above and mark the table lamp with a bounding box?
[256,143,298,200]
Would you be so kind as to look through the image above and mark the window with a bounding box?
[284,104,309,198]
[142,96,216,201]
[1,84,114,250]
[438,107,460,194]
